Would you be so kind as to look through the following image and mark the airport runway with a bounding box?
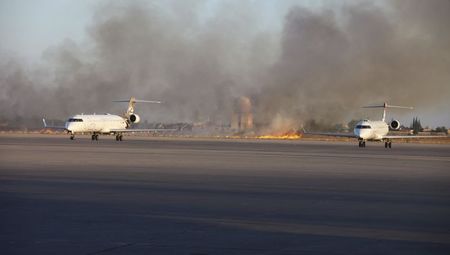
[1,134,450,254]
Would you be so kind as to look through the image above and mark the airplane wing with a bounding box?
[42,119,67,130]
[303,130,357,138]
[383,135,447,139]
[110,128,178,133]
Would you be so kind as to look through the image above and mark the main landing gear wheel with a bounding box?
[70,135,74,140]
[385,141,392,148]
[115,134,123,141]
[91,134,99,141]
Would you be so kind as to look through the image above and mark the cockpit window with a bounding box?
[356,125,371,129]
[68,118,83,122]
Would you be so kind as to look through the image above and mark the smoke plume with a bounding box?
[1,0,449,130]
[255,0,450,128]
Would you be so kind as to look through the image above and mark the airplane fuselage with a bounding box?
[65,114,128,134]
[353,120,389,141]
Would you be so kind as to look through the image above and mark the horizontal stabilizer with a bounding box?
[113,99,162,104]
[362,102,413,122]
[113,97,162,115]
[362,102,413,110]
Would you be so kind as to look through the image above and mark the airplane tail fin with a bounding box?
[113,97,161,116]
[362,102,413,122]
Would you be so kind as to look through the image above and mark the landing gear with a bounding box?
[358,141,366,147]
[115,134,123,141]
[91,134,99,141]
[70,134,74,140]
[384,141,392,148]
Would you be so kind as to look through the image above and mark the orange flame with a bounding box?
[256,131,302,140]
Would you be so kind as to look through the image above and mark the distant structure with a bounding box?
[231,96,253,131]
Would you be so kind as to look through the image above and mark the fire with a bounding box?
[257,131,302,140]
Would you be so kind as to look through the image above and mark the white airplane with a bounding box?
[304,102,443,148]
[43,97,174,141]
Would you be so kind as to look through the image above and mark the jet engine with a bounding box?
[129,114,140,124]
[390,119,401,130]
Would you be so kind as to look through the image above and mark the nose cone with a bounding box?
[354,128,362,138]
[359,130,371,139]
[65,122,73,132]
[354,121,373,140]
[354,128,371,139]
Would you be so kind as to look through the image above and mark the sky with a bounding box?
[0,0,92,61]
[0,0,449,129]
[0,0,264,60]
[0,0,330,62]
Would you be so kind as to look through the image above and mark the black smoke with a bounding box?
[1,0,449,130]
[255,1,450,130]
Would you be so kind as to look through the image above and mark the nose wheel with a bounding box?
[70,134,74,140]
[91,134,99,141]
[358,141,366,147]
[384,141,392,148]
